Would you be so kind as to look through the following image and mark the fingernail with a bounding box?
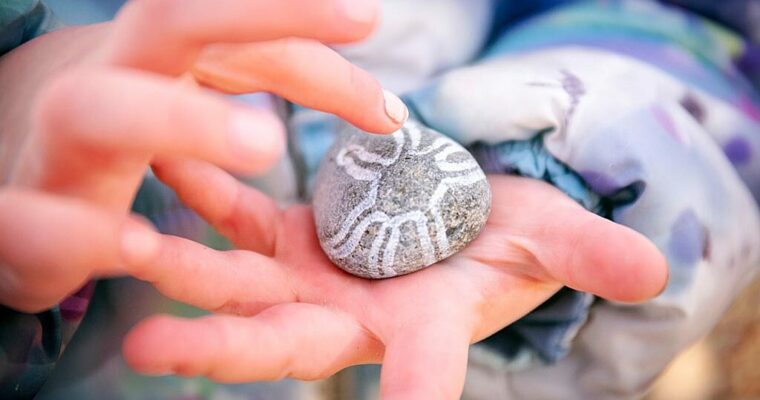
[121,219,160,267]
[228,109,284,161]
[338,0,377,24]
[383,90,408,125]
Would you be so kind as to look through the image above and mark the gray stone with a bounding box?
[313,120,491,279]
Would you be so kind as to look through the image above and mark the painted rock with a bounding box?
[313,120,491,279]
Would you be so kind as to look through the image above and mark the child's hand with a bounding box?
[0,0,406,313]
[120,160,667,400]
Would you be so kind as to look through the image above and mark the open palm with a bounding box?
[122,159,667,400]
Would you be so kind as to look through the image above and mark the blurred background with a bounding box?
[317,276,760,400]
[645,276,760,400]
[38,1,760,399]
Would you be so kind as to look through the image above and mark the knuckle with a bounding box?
[120,0,181,30]
[205,317,237,354]
[34,71,87,132]
[251,40,301,88]
[112,0,183,71]
[165,85,195,121]
[162,87,206,138]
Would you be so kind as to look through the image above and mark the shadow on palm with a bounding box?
[123,160,667,399]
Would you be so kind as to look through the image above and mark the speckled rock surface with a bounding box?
[313,120,491,279]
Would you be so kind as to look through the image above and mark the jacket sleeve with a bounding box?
[402,1,760,398]
[0,4,73,398]
[0,0,60,56]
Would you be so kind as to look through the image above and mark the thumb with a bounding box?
[478,175,668,303]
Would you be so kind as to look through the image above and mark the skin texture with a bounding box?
[0,1,668,398]
[121,160,667,400]
[0,0,403,312]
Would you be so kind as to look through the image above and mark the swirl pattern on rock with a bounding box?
[313,121,491,279]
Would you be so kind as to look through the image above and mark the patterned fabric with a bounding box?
[0,282,94,400]
[293,0,760,372]
[2,0,760,399]
[296,0,760,397]
[403,1,760,397]
[0,3,75,399]
[663,0,760,44]
[0,0,60,55]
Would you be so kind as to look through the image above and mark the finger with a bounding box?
[108,0,379,75]
[0,188,159,312]
[380,324,470,400]
[193,40,407,133]
[151,157,281,254]
[470,175,668,303]
[18,67,284,204]
[123,304,382,382]
[127,234,297,315]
